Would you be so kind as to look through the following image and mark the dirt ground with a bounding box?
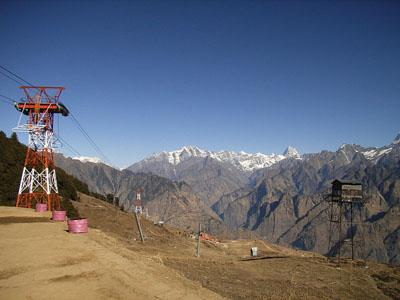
[73,193,400,299]
[0,206,223,300]
[1,194,399,300]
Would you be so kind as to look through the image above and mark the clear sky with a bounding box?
[0,0,399,168]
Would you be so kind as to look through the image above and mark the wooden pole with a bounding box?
[351,203,354,260]
[196,223,201,257]
[338,202,343,266]
[134,212,145,243]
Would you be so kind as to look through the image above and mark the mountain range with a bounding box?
[213,135,400,264]
[129,145,301,173]
[56,134,400,264]
[54,154,234,236]
[127,145,300,206]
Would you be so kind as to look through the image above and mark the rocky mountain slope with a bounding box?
[0,130,232,237]
[55,134,400,265]
[213,135,400,265]
[127,145,300,205]
[54,154,230,235]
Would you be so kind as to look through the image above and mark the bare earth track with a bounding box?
[1,194,399,299]
[0,206,223,300]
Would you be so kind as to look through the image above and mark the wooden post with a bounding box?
[338,202,343,266]
[351,203,354,260]
[196,223,201,257]
[134,212,145,243]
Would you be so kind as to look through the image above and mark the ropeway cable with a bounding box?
[0,65,35,87]
[69,112,112,165]
[0,93,17,104]
[0,65,114,166]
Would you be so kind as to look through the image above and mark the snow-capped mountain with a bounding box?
[132,145,301,173]
[361,147,393,160]
[70,156,121,169]
[392,133,400,145]
[126,145,301,206]
[338,133,400,163]
[72,156,103,164]
[283,146,301,159]
[214,133,400,266]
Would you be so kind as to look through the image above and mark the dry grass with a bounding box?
[72,193,400,299]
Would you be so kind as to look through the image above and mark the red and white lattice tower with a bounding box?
[13,86,69,210]
[134,188,144,214]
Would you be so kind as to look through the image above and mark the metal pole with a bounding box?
[196,223,201,257]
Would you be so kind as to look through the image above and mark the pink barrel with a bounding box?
[67,218,88,233]
[52,210,66,221]
[35,203,47,212]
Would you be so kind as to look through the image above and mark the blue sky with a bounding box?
[0,0,399,168]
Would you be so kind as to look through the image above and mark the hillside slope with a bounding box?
[54,155,231,235]
[0,206,223,300]
[214,140,400,265]
[9,197,397,300]
[126,145,299,206]
[0,131,229,235]
[127,154,249,207]
[0,131,92,218]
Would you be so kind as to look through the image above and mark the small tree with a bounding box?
[106,193,114,204]
[10,132,18,142]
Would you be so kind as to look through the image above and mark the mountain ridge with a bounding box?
[54,133,400,263]
[127,145,301,173]
[54,153,237,236]
[213,136,400,264]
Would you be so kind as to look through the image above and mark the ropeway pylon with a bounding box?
[13,86,69,210]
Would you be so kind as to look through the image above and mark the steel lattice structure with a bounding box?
[134,188,144,214]
[13,86,69,210]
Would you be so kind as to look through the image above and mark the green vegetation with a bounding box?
[0,131,96,218]
[0,131,25,206]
